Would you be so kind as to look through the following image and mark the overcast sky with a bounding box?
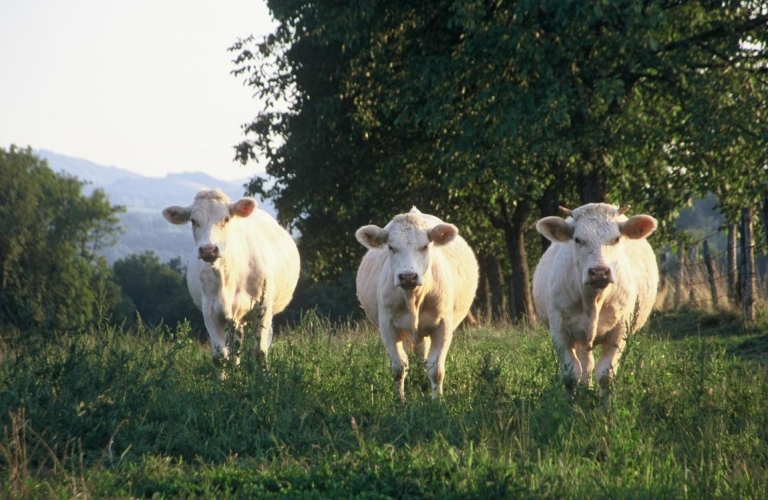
[0,0,275,181]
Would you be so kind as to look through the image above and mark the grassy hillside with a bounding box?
[1,311,766,499]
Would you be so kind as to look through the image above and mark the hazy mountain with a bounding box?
[38,150,275,264]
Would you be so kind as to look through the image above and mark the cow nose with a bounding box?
[587,265,612,287]
[198,244,220,262]
[397,272,419,289]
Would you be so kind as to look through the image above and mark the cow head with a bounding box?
[356,210,457,290]
[536,203,657,289]
[163,189,256,266]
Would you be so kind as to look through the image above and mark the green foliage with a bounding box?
[111,251,204,334]
[0,146,125,333]
[276,272,362,327]
[1,310,767,498]
[231,0,768,320]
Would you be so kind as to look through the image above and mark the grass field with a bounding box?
[1,309,767,499]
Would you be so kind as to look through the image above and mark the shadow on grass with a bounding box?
[649,309,747,340]
[728,334,768,365]
[650,308,768,365]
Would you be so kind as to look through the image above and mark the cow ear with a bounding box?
[162,206,191,225]
[356,225,387,249]
[620,215,657,239]
[536,217,574,242]
[231,198,257,218]
[429,223,457,246]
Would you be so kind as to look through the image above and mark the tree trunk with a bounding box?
[476,256,491,322]
[761,197,768,248]
[576,169,608,204]
[477,253,505,323]
[501,201,535,324]
[488,199,536,325]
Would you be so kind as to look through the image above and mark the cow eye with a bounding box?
[222,216,231,225]
[420,244,429,252]
[388,245,396,254]
[190,218,199,228]
[612,236,621,245]
[574,237,585,246]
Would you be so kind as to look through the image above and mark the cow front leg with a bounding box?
[575,343,595,388]
[550,318,582,397]
[426,321,453,399]
[595,328,626,397]
[204,304,230,364]
[381,321,409,402]
[414,335,431,363]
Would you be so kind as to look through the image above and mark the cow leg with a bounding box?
[575,344,594,388]
[595,329,626,396]
[550,318,581,396]
[386,340,409,402]
[426,321,453,399]
[381,321,409,402]
[204,304,230,363]
[257,304,275,364]
[414,335,431,363]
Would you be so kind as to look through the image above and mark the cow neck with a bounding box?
[581,285,610,350]
[400,286,425,309]
[399,286,424,333]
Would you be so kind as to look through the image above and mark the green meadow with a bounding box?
[1,310,767,499]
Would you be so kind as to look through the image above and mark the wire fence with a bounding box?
[657,210,763,321]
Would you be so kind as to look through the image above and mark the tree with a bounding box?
[111,251,204,334]
[0,146,125,332]
[232,0,768,323]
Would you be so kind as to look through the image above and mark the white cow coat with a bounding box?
[163,189,300,363]
[533,203,658,395]
[355,208,478,400]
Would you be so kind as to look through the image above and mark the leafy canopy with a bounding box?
[0,146,125,333]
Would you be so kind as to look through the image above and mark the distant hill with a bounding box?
[37,150,276,264]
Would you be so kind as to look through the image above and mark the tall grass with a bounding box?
[1,310,766,499]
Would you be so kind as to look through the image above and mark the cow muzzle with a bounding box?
[586,265,614,289]
[198,244,220,263]
[397,272,421,290]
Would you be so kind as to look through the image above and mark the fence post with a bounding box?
[762,196,768,248]
[702,239,718,307]
[674,241,685,311]
[727,224,738,305]
[741,209,756,323]
[688,244,698,304]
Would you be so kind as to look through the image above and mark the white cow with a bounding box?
[532,203,658,397]
[163,189,300,364]
[355,208,478,401]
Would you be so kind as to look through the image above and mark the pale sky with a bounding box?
[0,0,275,181]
